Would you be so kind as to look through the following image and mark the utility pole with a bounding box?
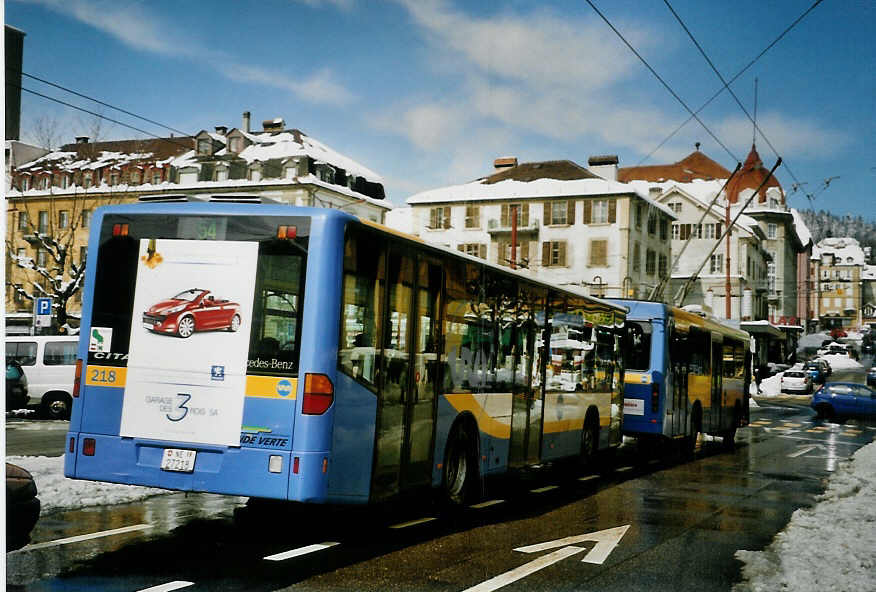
[725,199,732,319]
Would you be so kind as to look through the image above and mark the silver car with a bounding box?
[781,370,811,394]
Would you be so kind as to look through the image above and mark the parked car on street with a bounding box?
[143,288,242,338]
[6,360,29,410]
[867,367,876,387]
[767,363,792,377]
[811,382,876,421]
[6,463,40,551]
[5,336,76,419]
[780,370,811,394]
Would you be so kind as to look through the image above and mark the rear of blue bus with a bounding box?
[64,204,346,503]
[608,300,667,437]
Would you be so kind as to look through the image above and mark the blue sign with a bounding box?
[276,380,293,397]
[35,297,52,316]
[211,366,225,381]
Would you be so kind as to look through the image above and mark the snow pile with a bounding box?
[734,441,876,592]
[821,354,863,371]
[6,456,170,513]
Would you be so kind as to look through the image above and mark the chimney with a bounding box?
[588,155,619,181]
[649,186,662,201]
[262,117,285,133]
[493,156,517,171]
[75,136,89,144]
[214,125,228,136]
[242,111,251,133]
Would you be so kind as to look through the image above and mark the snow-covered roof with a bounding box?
[643,180,762,239]
[408,176,676,218]
[789,208,813,248]
[863,265,876,280]
[816,237,866,266]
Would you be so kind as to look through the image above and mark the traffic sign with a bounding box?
[34,297,53,327]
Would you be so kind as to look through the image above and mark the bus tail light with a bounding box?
[83,438,96,456]
[651,383,659,413]
[73,359,83,397]
[302,373,333,415]
[293,457,300,474]
[69,437,75,453]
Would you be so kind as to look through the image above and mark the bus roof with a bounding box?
[607,298,749,341]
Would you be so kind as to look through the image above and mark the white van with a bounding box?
[5,336,78,419]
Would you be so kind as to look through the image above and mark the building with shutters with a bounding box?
[6,113,390,332]
[810,237,868,329]
[404,157,676,299]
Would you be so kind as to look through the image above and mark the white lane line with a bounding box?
[530,485,559,493]
[578,475,599,483]
[137,581,194,592]
[615,466,634,473]
[470,499,505,509]
[788,445,817,458]
[20,524,153,551]
[389,517,437,529]
[648,459,661,465]
[461,546,585,592]
[264,542,339,561]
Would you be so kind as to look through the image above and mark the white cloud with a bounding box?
[714,112,849,161]
[290,0,355,9]
[19,0,356,107]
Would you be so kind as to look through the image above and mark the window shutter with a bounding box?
[521,205,529,226]
[716,222,722,236]
[542,242,551,267]
[479,244,486,260]
[521,240,530,263]
[457,244,464,252]
[501,204,509,227]
[543,201,551,225]
[443,207,451,229]
[567,200,575,224]
[608,199,616,223]
[559,242,567,267]
[583,200,592,224]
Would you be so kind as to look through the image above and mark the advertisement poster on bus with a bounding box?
[120,239,258,446]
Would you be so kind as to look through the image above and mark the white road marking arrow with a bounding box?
[514,525,631,564]
[461,546,586,592]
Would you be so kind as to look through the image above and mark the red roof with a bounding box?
[618,150,732,183]
[724,145,783,204]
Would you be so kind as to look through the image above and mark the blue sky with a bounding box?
[6,0,875,218]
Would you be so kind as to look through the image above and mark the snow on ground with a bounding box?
[820,354,863,372]
[733,440,876,592]
[6,455,171,513]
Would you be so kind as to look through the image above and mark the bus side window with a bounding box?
[339,232,384,389]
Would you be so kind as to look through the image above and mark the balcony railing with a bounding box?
[487,218,540,234]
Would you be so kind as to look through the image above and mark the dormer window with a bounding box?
[83,172,92,188]
[249,163,262,182]
[228,137,242,154]
[20,176,30,191]
[152,170,162,185]
[110,172,120,186]
[216,165,229,182]
[131,170,141,185]
[316,164,335,184]
[197,138,213,155]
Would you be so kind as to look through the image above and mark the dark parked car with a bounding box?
[6,463,40,551]
[143,288,242,338]
[6,360,29,410]
[811,382,876,421]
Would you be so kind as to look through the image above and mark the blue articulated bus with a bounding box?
[606,300,751,453]
[66,203,627,505]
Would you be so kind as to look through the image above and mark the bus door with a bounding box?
[509,284,545,467]
[710,336,724,432]
[669,323,689,437]
[372,249,441,500]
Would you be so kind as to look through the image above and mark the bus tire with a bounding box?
[177,315,195,338]
[722,404,741,451]
[579,412,599,471]
[42,392,72,420]
[442,423,479,507]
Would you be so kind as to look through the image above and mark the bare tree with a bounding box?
[28,115,66,150]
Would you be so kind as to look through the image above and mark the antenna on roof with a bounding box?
[752,77,758,147]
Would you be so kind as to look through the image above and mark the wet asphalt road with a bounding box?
[7,355,875,591]
[7,403,875,592]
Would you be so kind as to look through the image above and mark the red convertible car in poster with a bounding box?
[143,289,242,338]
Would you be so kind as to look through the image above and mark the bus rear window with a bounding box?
[625,321,652,371]
[89,214,308,378]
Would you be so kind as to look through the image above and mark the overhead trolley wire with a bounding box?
[635,0,825,169]
[9,67,192,139]
[584,0,739,163]
[15,85,195,153]
[662,0,825,201]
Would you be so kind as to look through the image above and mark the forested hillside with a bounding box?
[797,209,876,258]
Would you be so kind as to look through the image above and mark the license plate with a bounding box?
[160,448,196,472]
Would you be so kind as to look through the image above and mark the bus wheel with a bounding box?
[177,316,195,338]
[443,425,477,506]
[722,405,741,451]
[579,415,599,471]
[42,392,71,420]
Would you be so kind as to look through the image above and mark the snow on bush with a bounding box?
[6,455,171,513]
[733,441,876,592]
